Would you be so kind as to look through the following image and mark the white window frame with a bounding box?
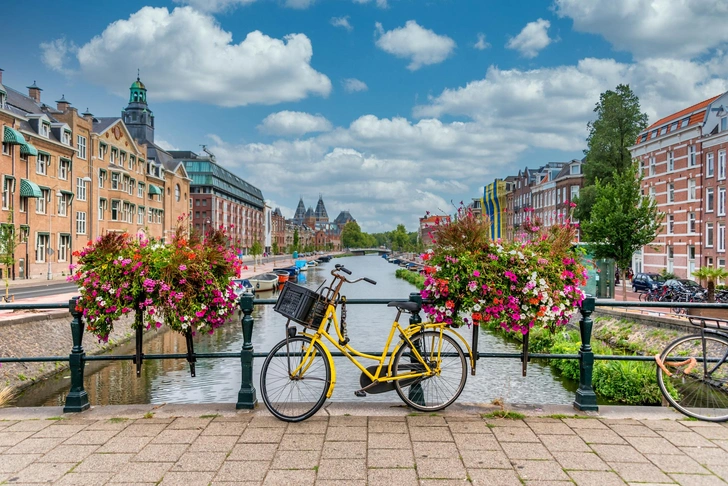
[98,199,106,221]
[137,206,145,225]
[35,189,48,214]
[77,135,87,160]
[138,183,145,198]
[688,212,696,234]
[58,158,70,181]
[720,187,726,217]
[76,211,87,235]
[57,193,67,217]
[689,145,696,167]
[668,150,674,172]
[668,183,675,203]
[649,186,656,201]
[1,176,12,210]
[40,122,50,138]
[667,215,674,234]
[37,153,49,175]
[58,234,70,262]
[111,200,120,221]
[707,223,715,247]
[76,177,87,202]
[707,188,715,212]
[35,233,48,262]
[111,173,119,190]
[649,156,656,176]
[720,150,727,181]
[720,223,726,253]
[707,152,715,178]
[688,179,697,201]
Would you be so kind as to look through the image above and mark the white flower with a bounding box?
[473,304,481,312]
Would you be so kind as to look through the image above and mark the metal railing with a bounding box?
[2,295,728,413]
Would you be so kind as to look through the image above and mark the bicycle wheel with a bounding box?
[392,330,467,412]
[260,335,331,422]
[656,333,728,421]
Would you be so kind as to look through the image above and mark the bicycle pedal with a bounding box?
[354,390,367,397]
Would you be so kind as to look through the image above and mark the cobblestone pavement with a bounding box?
[2,405,728,485]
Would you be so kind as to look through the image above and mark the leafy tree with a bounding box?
[692,267,728,303]
[250,240,263,270]
[272,241,279,255]
[341,221,366,248]
[391,224,410,251]
[0,212,19,302]
[292,228,299,252]
[581,162,664,301]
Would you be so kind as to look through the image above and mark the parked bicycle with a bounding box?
[655,316,728,421]
[260,264,474,422]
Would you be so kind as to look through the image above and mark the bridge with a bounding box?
[349,248,392,256]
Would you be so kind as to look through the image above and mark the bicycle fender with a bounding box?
[390,326,475,376]
[301,332,337,398]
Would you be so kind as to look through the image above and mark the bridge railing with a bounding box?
[2,296,728,412]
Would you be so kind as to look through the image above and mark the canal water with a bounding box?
[16,255,578,407]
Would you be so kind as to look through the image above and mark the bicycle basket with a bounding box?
[274,282,330,329]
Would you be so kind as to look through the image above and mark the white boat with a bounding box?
[249,273,279,291]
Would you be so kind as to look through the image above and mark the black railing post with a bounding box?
[407,292,425,406]
[574,296,598,411]
[64,297,90,413]
[237,294,258,409]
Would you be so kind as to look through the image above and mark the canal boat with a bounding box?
[249,273,279,291]
[295,260,308,272]
[273,266,299,277]
[273,270,290,284]
[317,255,332,262]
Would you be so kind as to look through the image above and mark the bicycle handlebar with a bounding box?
[331,266,377,285]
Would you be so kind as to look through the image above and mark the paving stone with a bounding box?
[485,418,529,428]
[639,419,689,432]
[646,453,710,474]
[0,420,18,430]
[166,417,213,429]
[492,426,540,443]
[368,468,418,486]
[152,428,202,444]
[74,453,135,472]
[575,428,627,444]
[170,451,228,471]
[0,453,42,472]
[453,433,500,450]
[624,436,682,454]
[248,416,289,428]
[108,461,172,483]
[215,460,270,481]
[668,473,728,485]
[328,415,367,427]
[54,472,115,486]
[313,480,365,486]
[406,415,448,427]
[415,457,467,479]
[567,470,627,485]
[589,444,650,463]
[97,435,153,453]
[500,442,553,460]
[11,462,76,483]
[551,450,610,471]
[159,471,216,486]
[528,422,576,435]
[33,424,88,438]
[659,431,719,448]
[693,427,728,440]
[64,429,120,445]
[132,417,175,425]
[608,425,660,437]
[368,420,408,433]
[316,458,367,480]
[413,441,460,459]
[707,464,728,481]
[5,436,65,454]
[512,460,571,482]
[285,420,327,435]
[460,449,512,469]
[240,426,286,444]
[83,420,131,431]
[133,443,189,462]
[0,431,34,446]
[562,418,607,429]
[368,416,406,422]
[228,443,279,461]
[609,461,673,483]
[117,423,168,437]
[4,420,52,432]
[321,440,366,459]
[468,468,523,486]
[447,421,492,434]
[325,425,366,441]
[211,414,254,423]
[37,444,98,463]
[369,432,412,449]
[270,449,321,470]
[681,446,728,465]
[601,419,643,426]
[367,448,415,468]
[200,421,248,436]
[279,433,324,450]
[538,434,591,452]
[710,439,728,453]
[189,434,238,452]
[410,426,453,442]
[263,469,316,486]
[521,482,574,486]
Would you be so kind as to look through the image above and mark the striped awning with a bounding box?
[148,184,162,195]
[3,126,26,145]
[19,179,42,198]
[20,142,38,156]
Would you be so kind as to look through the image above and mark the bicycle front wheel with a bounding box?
[392,330,467,412]
[657,333,728,421]
[260,335,331,422]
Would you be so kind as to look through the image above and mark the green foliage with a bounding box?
[692,267,728,302]
[292,228,299,252]
[395,268,424,289]
[390,224,410,251]
[341,221,370,248]
[250,240,263,257]
[0,211,20,297]
[271,241,279,255]
[659,269,678,280]
[483,410,525,420]
[592,360,664,405]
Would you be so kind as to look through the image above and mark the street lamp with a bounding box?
[203,218,210,235]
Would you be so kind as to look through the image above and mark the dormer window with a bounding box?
[681,117,690,128]
[0,92,5,107]
[660,126,667,136]
[41,122,51,138]
[722,117,727,132]
[570,164,581,175]
[62,129,71,145]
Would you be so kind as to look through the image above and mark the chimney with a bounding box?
[56,94,70,112]
[0,68,3,84]
[82,108,94,122]
[27,81,42,103]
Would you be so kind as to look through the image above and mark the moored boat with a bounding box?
[249,273,279,291]
[274,270,290,284]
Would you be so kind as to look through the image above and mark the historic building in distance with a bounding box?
[285,195,353,251]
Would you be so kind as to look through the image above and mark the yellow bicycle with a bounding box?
[260,264,474,422]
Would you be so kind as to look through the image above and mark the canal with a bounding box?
[16,255,578,407]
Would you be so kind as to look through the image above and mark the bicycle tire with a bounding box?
[260,335,331,422]
[656,333,728,421]
[392,331,467,412]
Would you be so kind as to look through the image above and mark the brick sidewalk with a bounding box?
[1,405,728,485]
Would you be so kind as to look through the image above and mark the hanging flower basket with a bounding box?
[420,205,588,375]
[69,220,242,376]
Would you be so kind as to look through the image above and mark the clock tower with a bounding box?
[122,75,155,145]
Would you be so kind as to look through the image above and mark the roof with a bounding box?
[131,78,146,90]
[420,215,450,224]
[333,210,354,224]
[645,95,719,132]
[93,117,120,134]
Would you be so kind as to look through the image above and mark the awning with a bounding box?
[3,126,26,145]
[148,184,162,195]
[60,189,74,202]
[19,179,42,198]
[20,142,38,156]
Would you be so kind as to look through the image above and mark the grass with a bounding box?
[109,418,128,423]
[483,410,526,420]
[46,416,68,421]
[199,414,220,419]
[543,414,595,419]
[143,412,155,419]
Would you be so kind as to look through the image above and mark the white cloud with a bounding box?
[506,18,553,58]
[156,138,180,151]
[331,16,353,31]
[39,37,76,74]
[258,111,333,136]
[374,20,456,70]
[172,0,257,13]
[474,33,490,50]
[284,0,314,9]
[342,78,368,92]
[44,7,331,107]
[353,0,389,8]
[555,0,728,59]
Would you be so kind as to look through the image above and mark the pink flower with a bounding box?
[473,270,480,277]
[179,264,187,271]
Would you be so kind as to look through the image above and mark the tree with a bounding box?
[250,240,263,271]
[581,162,664,301]
[0,212,19,302]
[391,224,410,251]
[292,228,299,253]
[272,241,279,255]
[692,267,728,303]
[341,221,365,248]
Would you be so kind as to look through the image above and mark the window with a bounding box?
[707,188,715,212]
[37,153,49,175]
[111,200,120,221]
[668,183,675,203]
[120,152,126,169]
[667,151,674,172]
[175,184,181,202]
[19,197,27,213]
[157,210,162,224]
[688,179,697,200]
[58,193,67,217]
[77,135,87,159]
[721,258,727,269]
[98,170,105,189]
[720,223,726,253]
[58,158,70,180]
[681,117,690,128]
[148,208,153,223]
[723,117,728,132]
[667,215,674,234]
[110,148,118,165]
[688,212,696,233]
[2,176,12,209]
[707,223,715,247]
[202,199,207,206]
[688,145,696,167]
[58,235,70,262]
[76,211,86,235]
[98,199,106,220]
[649,186,656,201]
[35,233,49,262]
[720,187,726,216]
[40,122,50,137]
[660,126,667,136]
[111,173,119,190]
[62,130,71,146]
[651,130,658,139]
[720,150,726,180]
[121,175,129,194]
[707,152,715,178]
[137,206,145,225]
[19,226,28,243]
[1,143,9,155]
[670,121,678,132]
[649,156,656,176]
[99,143,107,160]
[129,179,135,196]
[570,185,579,201]
[667,246,674,273]
[36,189,48,214]
[76,177,88,201]
[130,156,136,172]
[138,183,145,198]
[195,199,200,207]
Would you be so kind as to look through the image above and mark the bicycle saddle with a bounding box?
[387,301,421,313]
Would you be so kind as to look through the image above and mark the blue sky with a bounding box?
[3,0,728,231]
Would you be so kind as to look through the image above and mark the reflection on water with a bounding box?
[17,255,579,407]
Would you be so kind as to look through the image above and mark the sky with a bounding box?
[3,0,728,233]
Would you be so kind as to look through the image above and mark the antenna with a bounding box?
[199,144,216,161]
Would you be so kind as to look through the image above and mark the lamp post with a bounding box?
[203,218,210,235]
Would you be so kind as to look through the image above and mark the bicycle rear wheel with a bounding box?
[392,330,467,412]
[260,335,331,422]
[656,333,728,421]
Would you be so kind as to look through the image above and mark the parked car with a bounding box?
[663,278,704,290]
[632,273,666,292]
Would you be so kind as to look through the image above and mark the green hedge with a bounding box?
[395,268,425,289]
